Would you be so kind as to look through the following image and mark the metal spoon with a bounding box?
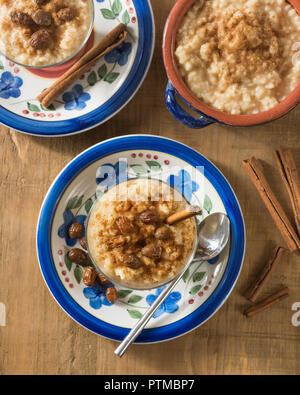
[114,212,230,357]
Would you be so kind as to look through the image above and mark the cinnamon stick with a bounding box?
[166,206,202,225]
[274,147,300,236]
[244,246,286,302]
[242,157,300,252]
[37,24,127,108]
[244,286,290,318]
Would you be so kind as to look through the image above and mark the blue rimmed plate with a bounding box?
[0,0,154,136]
[36,135,246,343]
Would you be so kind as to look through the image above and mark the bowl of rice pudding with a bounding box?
[163,0,300,127]
[86,178,198,290]
[0,0,94,68]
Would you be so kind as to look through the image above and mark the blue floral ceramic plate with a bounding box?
[36,135,246,343]
[0,0,154,136]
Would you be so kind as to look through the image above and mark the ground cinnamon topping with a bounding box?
[216,10,281,87]
[175,0,300,115]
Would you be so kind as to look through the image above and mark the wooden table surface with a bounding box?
[1,0,300,376]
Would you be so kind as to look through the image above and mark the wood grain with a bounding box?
[0,1,300,375]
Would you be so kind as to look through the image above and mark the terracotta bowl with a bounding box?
[163,0,300,128]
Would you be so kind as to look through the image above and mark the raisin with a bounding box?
[68,222,83,239]
[30,30,51,50]
[68,248,88,266]
[116,216,134,234]
[141,244,162,259]
[32,10,52,27]
[155,226,171,240]
[79,236,87,250]
[140,210,160,224]
[98,273,111,285]
[106,287,118,304]
[82,267,97,287]
[10,11,34,27]
[122,254,142,269]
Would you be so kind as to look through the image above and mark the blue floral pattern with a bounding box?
[146,287,182,318]
[62,84,91,111]
[105,42,132,66]
[83,282,113,310]
[57,210,86,247]
[167,169,200,202]
[0,71,23,99]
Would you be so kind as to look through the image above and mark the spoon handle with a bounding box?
[114,270,186,358]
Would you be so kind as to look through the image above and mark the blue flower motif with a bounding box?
[146,287,182,318]
[62,84,91,111]
[167,169,199,202]
[96,160,128,189]
[0,71,23,99]
[96,0,104,2]
[104,41,132,66]
[57,210,87,247]
[83,282,113,310]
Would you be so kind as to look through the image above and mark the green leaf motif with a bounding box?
[182,268,190,283]
[203,195,213,214]
[27,102,40,112]
[104,72,120,83]
[74,265,83,284]
[122,10,130,25]
[100,8,115,19]
[112,0,122,16]
[127,309,143,319]
[87,71,97,86]
[0,61,4,70]
[41,103,55,111]
[85,198,93,214]
[66,195,84,210]
[192,272,206,283]
[118,289,133,299]
[146,161,162,172]
[130,164,148,176]
[189,285,202,295]
[64,254,72,271]
[128,295,143,304]
[98,64,107,79]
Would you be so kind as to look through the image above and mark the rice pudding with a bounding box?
[87,178,198,289]
[175,0,300,115]
[0,0,93,67]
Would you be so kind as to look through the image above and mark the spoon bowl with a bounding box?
[115,212,231,357]
[194,212,230,262]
